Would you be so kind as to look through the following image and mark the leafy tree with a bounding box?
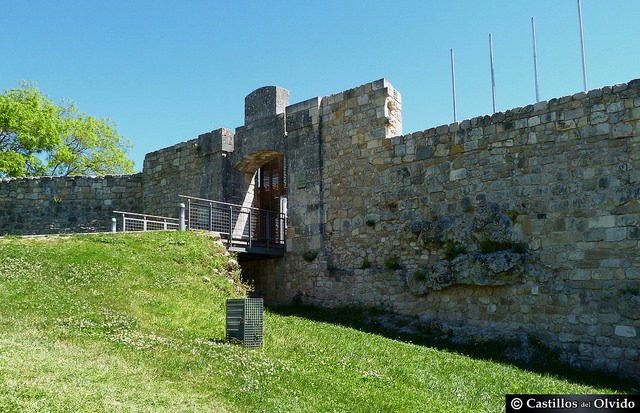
[0,82,134,177]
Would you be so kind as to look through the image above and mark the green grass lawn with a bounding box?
[0,231,627,412]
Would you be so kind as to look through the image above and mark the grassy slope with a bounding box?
[0,232,620,412]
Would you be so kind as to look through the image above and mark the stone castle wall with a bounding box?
[1,76,638,380]
[266,78,640,379]
[142,127,236,217]
[0,174,143,234]
[0,127,237,234]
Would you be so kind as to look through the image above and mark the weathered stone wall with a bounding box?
[0,174,143,234]
[247,80,404,304]
[0,127,238,233]
[1,75,638,380]
[229,87,289,207]
[141,138,201,217]
[142,128,235,217]
[270,78,640,380]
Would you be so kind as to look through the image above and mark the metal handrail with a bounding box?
[112,197,285,254]
[113,210,181,233]
[112,210,181,222]
[178,194,278,213]
[180,195,285,250]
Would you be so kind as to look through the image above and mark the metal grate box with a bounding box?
[225,298,263,348]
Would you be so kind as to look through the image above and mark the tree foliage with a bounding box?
[0,82,134,177]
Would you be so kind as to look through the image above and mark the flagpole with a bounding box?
[489,33,496,113]
[531,17,540,102]
[577,0,588,91]
[451,48,458,122]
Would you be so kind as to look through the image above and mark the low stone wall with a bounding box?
[0,127,238,234]
[0,174,143,234]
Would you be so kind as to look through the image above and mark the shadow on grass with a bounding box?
[270,303,638,393]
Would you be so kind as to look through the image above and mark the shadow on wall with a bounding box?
[270,304,639,392]
[237,254,290,304]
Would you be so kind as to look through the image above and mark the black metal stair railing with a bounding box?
[178,195,285,254]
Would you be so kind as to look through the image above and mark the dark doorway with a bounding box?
[255,157,286,243]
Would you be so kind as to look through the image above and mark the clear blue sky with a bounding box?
[5,1,640,171]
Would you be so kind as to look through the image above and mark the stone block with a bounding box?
[614,325,637,337]
[565,108,584,120]
[356,94,369,105]
[434,144,448,157]
[587,216,615,228]
[612,123,633,138]
[626,267,640,280]
[600,258,621,268]
[616,215,638,227]
[578,343,592,356]
[415,145,434,160]
[541,111,557,123]
[245,86,289,124]
[584,228,605,242]
[605,346,623,359]
[569,270,592,281]
[558,333,575,342]
[605,227,627,241]
[449,168,467,181]
[624,348,639,361]
[589,111,608,124]
[579,314,598,325]
[607,101,624,113]
[595,123,611,135]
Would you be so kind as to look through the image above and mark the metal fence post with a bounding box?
[209,202,213,232]
[248,209,252,248]
[187,199,191,230]
[179,203,186,231]
[228,206,233,245]
[266,210,270,250]
[143,216,148,232]
[111,217,117,233]
[122,213,126,233]
[282,213,286,252]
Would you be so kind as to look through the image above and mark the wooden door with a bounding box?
[256,157,286,243]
